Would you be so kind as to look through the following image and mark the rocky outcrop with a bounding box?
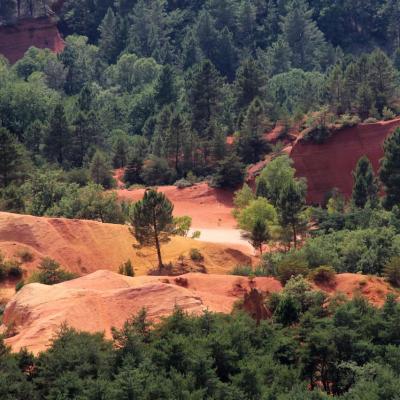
[290,118,400,204]
[0,17,64,63]
[2,271,282,353]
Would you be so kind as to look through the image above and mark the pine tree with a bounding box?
[380,128,400,209]
[237,0,256,50]
[123,154,144,185]
[154,65,177,109]
[130,189,174,270]
[98,8,120,63]
[250,219,270,254]
[236,98,270,164]
[280,0,327,71]
[264,38,292,76]
[215,27,238,81]
[211,130,227,161]
[367,49,397,113]
[326,63,346,114]
[165,112,188,174]
[89,151,114,189]
[278,179,307,249]
[187,60,223,137]
[195,10,219,61]
[234,58,265,112]
[44,104,70,166]
[0,127,25,187]
[112,136,129,168]
[351,156,379,208]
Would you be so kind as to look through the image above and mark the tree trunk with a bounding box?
[292,224,297,249]
[152,210,163,271]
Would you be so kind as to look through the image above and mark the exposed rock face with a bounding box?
[2,271,282,353]
[291,118,400,204]
[0,17,64,63]
[0,212,252,276]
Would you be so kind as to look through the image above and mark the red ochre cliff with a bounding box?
[0,17,64,63]
[290,118,400,204]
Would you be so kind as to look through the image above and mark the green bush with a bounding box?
[382,106,396,121]
[4,260,23,279]
[276,255,309,285]
[174,178,192,189]
[231,264,270,276]
[189,248,204,262]
[30,258,77,285]
[309,265,336,285]
[16,248,34,263]
[118,259,135,277]
[363,117,378,123]
[384,257,400,287]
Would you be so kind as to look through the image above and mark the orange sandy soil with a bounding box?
[0,211,251,279]
[1,270,396,354]
[1,270,282,354]
[116,182,237,229]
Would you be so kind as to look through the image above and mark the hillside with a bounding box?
[291,118,400,204]
[0,212,251,276]
[2,269,395,354]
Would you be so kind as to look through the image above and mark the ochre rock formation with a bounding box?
[0,17,64,63]
[0,212,251,276]
[291,118,400,204]
[2,271,282,353]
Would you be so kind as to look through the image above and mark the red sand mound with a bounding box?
[1,270,282,353]
[117,183,236,229]
[291,118,400,204]
[0,212,251,276]
[0,17,64,63]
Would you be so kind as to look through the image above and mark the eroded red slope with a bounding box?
[291,118,400,204]
[0,17,64,63]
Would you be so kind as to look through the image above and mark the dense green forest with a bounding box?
[1,0,400,215]
[2,294,400,399]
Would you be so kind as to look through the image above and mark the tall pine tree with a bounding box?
[351,156,379,208]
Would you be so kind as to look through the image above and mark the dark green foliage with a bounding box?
[140,156,176,186]
[212,153,245,188]
[309,266,336,285]
[380,127,400,209]
[3,295,400,398]
[384,256,400,287]
[276,254,309,285]
[352,155,379,208]
[34,258,77,285]
[130,189,174,269]
[89,150,115,189]
[0,127,27,187]
[118,259,135,276]
[250,219,270,253]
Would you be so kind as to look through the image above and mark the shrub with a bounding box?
[384,257,400,287]
[303,124,331,144]
[309,265,336,285]
[382,106,396,121]
[174,178,192,189]
[189,248,204,262]
[4,260,23,279]
[119,259,135,277]
[16,248,34,263]
[173,216,192,236]
[191,230,201,239]
[140,156,176,185]
[15,280,25,292]
[336,113,361,128]
[231,265,270,277]
[363,117,378,124]
[276,255,309,285]
[32,258,77,285]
